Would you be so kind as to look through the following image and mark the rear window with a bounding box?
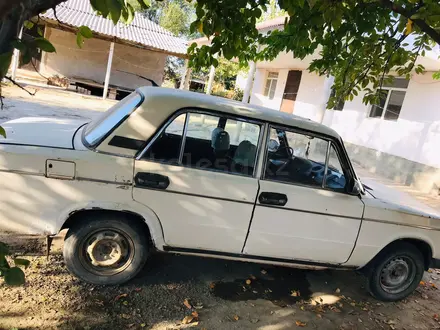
[83,92,143,147]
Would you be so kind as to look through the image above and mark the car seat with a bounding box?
[211,128,231,170]
[233,140,257,175]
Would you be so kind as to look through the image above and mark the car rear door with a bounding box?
[243,125,364,264]
[133,110,263,254]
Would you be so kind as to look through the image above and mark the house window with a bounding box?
[329,87,345,111]
[264,72,278,100]
[369,78,409,120]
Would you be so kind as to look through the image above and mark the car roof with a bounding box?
[137,86,341,140]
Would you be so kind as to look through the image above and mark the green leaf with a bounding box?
[106,0,122,24]
[37,26,44,37]
[0,242,9,255]
[21,50,32,65]
[14,258,30,269]
[433,71,440,80]
[0,126,5,139]
[90,0,109,16]
[34,38,56,53]
[11,40,27,53]
[23,20,34,30]
[76,32,84,48]
[0,52,13,78]
[4,267,25,286]
[79,26,93,38]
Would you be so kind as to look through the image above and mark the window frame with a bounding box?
[263,71,279,100]
[368,79,408,121]
[137,108,265,178]
[261,124,355,194]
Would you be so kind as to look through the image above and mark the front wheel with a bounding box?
[366,242,425,301]
[64,214,149,285]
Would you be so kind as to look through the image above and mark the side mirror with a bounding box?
[349,180,362,196]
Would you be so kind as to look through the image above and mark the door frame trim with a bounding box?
[256,202,361,220]
[133,184,255,205]
[163,246,357,269]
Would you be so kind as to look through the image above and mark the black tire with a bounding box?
[64,213,149,285]
[366,242,425,301]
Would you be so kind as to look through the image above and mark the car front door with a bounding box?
[243,125,364,264]
[133,110,262,254]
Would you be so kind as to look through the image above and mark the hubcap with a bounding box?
[380,257,415,294]
[79,229,134,276]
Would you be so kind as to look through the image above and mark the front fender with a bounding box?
[55,200,166,250]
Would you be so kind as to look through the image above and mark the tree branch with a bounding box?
[4,76,36,96]
[379,0,440,44]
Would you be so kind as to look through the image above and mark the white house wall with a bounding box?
[41,27,167,90]
[250,67,440,192]
[250,69,288,110]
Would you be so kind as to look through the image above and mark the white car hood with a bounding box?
[0,117,88,149]
[361,177,440,221]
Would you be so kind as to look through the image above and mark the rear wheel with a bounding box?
[64,213,149,285]
[366,242,425,301]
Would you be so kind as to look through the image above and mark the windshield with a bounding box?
[83,91,143,147]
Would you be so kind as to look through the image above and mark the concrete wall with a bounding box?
[250,68,288,110]
[250,68,331,122]
[41,27,167,90]
[250,68,440,192]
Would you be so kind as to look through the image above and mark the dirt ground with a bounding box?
[2,84,440,330]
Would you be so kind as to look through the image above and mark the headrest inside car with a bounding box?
[211,127,230,151]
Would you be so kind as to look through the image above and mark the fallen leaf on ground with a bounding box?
[331,308,341,313]
[431,283,437,289]
[123,301,128,306]
[233,315,239,321]
[182,316,194,324]
[335,288,341,294]
[209,282,215,289]
[358,318,363,323]
[115,293,128,301]
[261,269,267,275]
[420,281,426,286]
[390,325,396,330]
[246,279,252,285]
[433,314,439,321]
[191,311,199,319]
[300,306,305,311]
[291,290,300,297]
[386,320,397,325]
[183,299,192,309]
[316,314,322,318]
[120,314,130,319]
[350,302,356,307]
[295,320,307,327]
[140,324,146,328]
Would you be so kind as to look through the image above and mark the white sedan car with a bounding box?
[1,87,439,301]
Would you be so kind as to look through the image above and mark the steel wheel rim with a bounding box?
[79,228,135,276]
[380,256,416,294]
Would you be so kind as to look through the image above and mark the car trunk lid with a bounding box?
[0,117,88,149]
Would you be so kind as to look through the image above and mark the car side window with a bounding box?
[182,113,261,176]
[325,144,347,192]
[144,113,186,164]
[265,127,328,187]
[264,127,347,192]
[144,111,261,176]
